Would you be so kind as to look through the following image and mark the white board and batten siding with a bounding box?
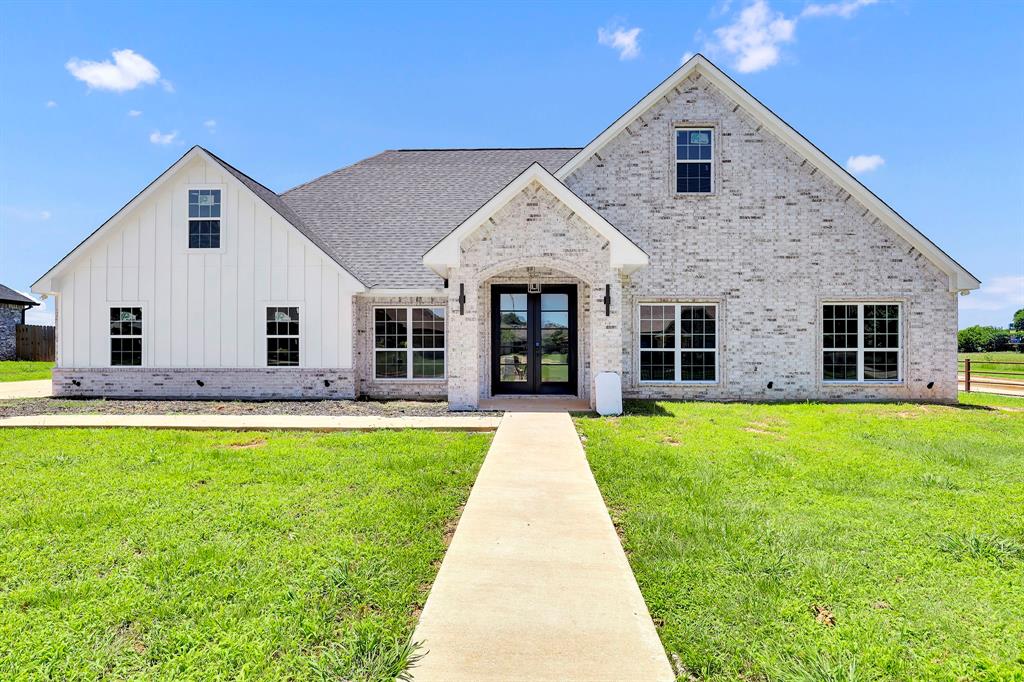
[53,155,360,369]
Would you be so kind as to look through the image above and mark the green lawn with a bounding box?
[958,351,1024,381]
[0,360,53,382]
[576,395,1024,681]
[0,428,491,680]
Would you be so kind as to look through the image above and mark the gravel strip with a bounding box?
[0,398,496,419]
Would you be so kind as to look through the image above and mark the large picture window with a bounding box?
[675,128,713,194]
[266,306,300,366]
[822,303,901,382]
[639,303,717,383]
[188,189,221,248]
[374,307,446,379]
[110,307,142,366]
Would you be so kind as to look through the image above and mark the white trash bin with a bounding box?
[595,371,623,416]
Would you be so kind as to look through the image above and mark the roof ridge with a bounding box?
[394,147,583,152]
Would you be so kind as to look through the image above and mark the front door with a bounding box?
[491,284,577,395]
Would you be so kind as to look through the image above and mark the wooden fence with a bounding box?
[15,324,55,361]
[959,357,1024,394]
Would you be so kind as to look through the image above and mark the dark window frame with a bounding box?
[674,127,715,195]
[822,302,902,383]
[109,306,143,366]
[266,306,300,367]
[187,188,222,249]
[638,302,718,384]
[373,306,446,380]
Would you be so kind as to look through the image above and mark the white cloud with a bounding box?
[45,100,57,108]
[711,0,796,73]
[0,206,51,222]
[703,0,877,73]
[845,154,885,173]
[960,276,1024,314]
[160,79,175,93]
[203,119,217,132]
[149,129,178,145]
[598,26,642,60]
[802,0,877,19]
[680,51,696,65]
[65,49,161,93]
[128,109,142,117]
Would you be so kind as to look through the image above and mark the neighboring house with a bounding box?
[0,284,39,361]
[32,55,979,407]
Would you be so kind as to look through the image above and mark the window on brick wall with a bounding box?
[110,307,142,366]
[822,303,901,382]
[675,128,713,194]
[374,307,446,379]
[266,306,300,366]
[639,303,717,383]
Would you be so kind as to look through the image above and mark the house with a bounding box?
[32,55,979,408]
[0,284,40,361]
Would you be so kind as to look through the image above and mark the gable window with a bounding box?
[188,189,221,248]
[110,307,142,366]
[374,307,446,379]
[676,128,713,194]
[822,303,901,382]
[266,306,300,366]
[639,303,717,383]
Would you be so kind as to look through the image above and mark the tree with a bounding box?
[958,325,1011,353]
[1013,308,1024,332]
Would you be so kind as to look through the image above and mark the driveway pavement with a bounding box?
[410,410,673,681]
[0,380,52,400]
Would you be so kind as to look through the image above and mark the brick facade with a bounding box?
[0,304,20,361]
[52,367,355,400]
[562,73,958,403]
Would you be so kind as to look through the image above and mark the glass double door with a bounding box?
[491,285,577,395]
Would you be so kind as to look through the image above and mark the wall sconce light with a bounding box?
[458,283,466,315]
[603,284,611,317]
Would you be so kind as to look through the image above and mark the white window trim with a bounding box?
[372,306,447,381]
[674,126,715,195]
[185,184,227,253]
[109,302,145,368]
[264,303,303,368]
[637,302,719,385]
[821,302,903,384]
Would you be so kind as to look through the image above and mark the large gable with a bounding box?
[556,54,979,293]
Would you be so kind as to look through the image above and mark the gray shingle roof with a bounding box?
[0,284,38,306]
[281,148,581,288]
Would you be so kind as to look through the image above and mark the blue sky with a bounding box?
[1,0,1021,327]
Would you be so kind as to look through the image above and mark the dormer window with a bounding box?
[675,128,713,194]
[188,189,221,248]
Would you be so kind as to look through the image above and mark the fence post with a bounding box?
[964,358,971,393]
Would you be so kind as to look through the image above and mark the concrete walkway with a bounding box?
[0,380,52,400]
[0,414,501,431]
[410,411,673,681]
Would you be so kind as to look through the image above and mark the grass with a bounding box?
[958,351,1024,381]
[576,393,1024,681]
[0,427,491,680]
[0,360,53,382]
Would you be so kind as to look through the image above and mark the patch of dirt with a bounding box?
[873,600,891,610]
[744,419,786,438]
[0,397,497,418]
[226,438,267,450]
[661,436,682,446]
[114,621,147,656]
[443,504,465,547]
[812,604,836,627]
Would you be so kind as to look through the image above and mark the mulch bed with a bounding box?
[0,398,493,419]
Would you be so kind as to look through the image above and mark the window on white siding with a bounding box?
[374,307,446,379]
[188,189,221,248]
[639,303,717,383]
[822,303,901,382]
[675,128,713,194]
[110,307,142,366]
[266,306,300,366]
